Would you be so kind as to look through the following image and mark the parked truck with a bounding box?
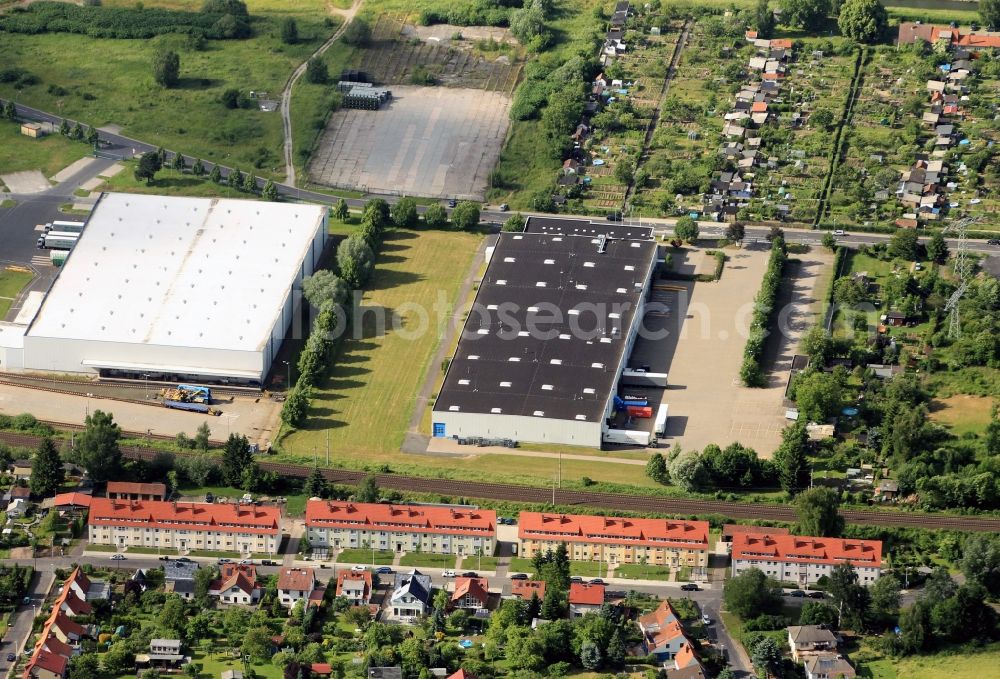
[164,400,221,415]
[621,369,668,388]
[50,250,68,266]
[45,220,85,234]
[613,394,648,410]
[37,232,80,250]
[602,428,651,446]
[626,405,653,418]
[654,404,669,436]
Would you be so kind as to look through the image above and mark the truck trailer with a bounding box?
[602,428,651,446]
[45,220,85,233]
[37,232,80,250]
[654,404,669,436]
[164,400,221,415]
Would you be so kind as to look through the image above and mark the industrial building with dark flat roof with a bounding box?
[523,215,654,241]
[431,224,658,447]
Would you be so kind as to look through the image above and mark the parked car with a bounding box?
[702,615,712,625]
[606,211,623,222]
[319,564,330,569]
[510,573,528,580]
[158,555,171,561]
[261,559,277,566]
[374,567,394,575]
[807,591,826,599]
[832,229,845,236]
[443,570,456,578]
[205,492,214,503]
[461,571,477,578]
[177,557,193,563]
[7,653,15,662]
[788,590,806,597]
[499,203,509,211]
[218,558,232,564]
[447,199,457,208]
[570,576,584,583]
[589,578,605,585]
[111,554,126,561]
[680,583,699,591]
[988,239,1000,245]
[351,565,366,572]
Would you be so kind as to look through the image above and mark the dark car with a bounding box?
[680,583,699,592]
[158,555,171,561]
[606,211,623,222]
[461,571,478,578]
[807,591,826,599]
[570,576,584,583]
[788,590,806,597]
[374,566,394,575]
[218,558,232,564]
[205,492,214,503]
[177,557,193,563]
[988,239,1000,246]
[261,559,277,566]
[447,199,457,208]
[7,653,16,662]
[510,573,528,580]
[589,578,605,585]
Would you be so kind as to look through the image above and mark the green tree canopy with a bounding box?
[792,369,843,422]
[780,0,831,30]
[423,203,448,229]
[451,201,481,231]
[30,437,65,497]
[221,433,252,487]
[152,49,180,88]
[336,233,375,289]
[888,228,919,260]
[391,197,419,229]
[280,16,298,44]
[982,0,1000,30]
[723,567,783,618]
[795,486,844,537]
[926,231,949,264]
[838,0,888,43]
[302,269,348,310]
[674,215,699,243]
[342,18,372,47]
[75,410,122,482]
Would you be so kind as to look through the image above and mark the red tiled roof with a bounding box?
[770,39,793,48]
[88,498,280,535]
[52,493,92,508]
[722,524,789,538]
[10,486,30,498]
[731,533,882,568]
[638,600,679,631]
[750,102,768,112]
[23,649,67,679]
[569,582,605,606]
[510,580,546,601]
[211,572,257,597]
[106,481,167,497]
[277,567,315,592]
[220,563,257,582]
[336,571,372,597]
[47,610,85,639]
[649,619,686,649]
[311,664,332,676]
[518,512,709,550]
[745,30,758,39]
[68,567,91,595]
[897,22,1000,48]
[674,642,700,669]
[306,501,495,538]
[447,671,477,679]
[451,577,489,604]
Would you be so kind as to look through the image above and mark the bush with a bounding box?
[305,58,328,84]
[0,1,251,40]
[740,238,787,387]
[342,18,371,47]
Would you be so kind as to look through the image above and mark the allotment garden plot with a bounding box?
[829,43,1000,231]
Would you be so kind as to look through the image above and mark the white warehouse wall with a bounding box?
[435,411,603,447]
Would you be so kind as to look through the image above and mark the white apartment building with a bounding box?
[88,498,281,555]
[305,501,496,556]
[730,533,883,586]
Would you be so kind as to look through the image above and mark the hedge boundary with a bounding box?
[740,237,787,387]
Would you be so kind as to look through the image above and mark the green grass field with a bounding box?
[0,267,34,320]
[928,394,996,436]
[0,4,337,178]
[335,548,395,565]
[613,563,671,581]
[279,228,480,457]
[398,552,457,569]
[856,643,1000,679]
[0,121,90,177]
[508,557,535,575]
[463,555,500,571]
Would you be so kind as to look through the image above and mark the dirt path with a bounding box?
[280,0,364,187]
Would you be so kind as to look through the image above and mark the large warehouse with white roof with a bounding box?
[431,218,659,447]
[5,193,327,386]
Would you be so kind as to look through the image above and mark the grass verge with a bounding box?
[335,548,395,565]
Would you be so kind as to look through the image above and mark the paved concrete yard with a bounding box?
[309,86,511,200]
[1,170,49,193]
[0,383,280,446]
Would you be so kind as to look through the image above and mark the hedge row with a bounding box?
[740,237,787,387]
[0,2,250,40]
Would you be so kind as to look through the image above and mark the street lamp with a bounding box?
[283,360,291,389]
[143,373,150,399]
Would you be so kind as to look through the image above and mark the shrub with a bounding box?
[741,238,787,386]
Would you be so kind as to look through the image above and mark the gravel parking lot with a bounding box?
[308,86,511,200]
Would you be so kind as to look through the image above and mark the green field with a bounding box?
[0,267,34,320]
[463,555,500,571]
[0,2,339,178]
[613,563,672,581]
[398,552,457,569]
[856,643,1000,679]
[335,548,395,565]
[279,227,480,457]
[508,557,535,575]
[0,121,91,178]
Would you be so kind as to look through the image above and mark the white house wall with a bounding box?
[435,411,602,447]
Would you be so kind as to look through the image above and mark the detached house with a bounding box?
[209,564,261,605]
[568,583,605,618]
[451,577,491,615]
[788,625,838,661]
[277,568,317,609]
[22,649,68,679]
[390,570,433,620]
[638,601,689,662]
[336,571,373,607]
[804,654,856,679]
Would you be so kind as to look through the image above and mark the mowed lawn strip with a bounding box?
[0,267,34,320]
[281,228,480,457]
[336,548,395,565]
[0,122,91,177]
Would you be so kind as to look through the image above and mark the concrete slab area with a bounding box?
[309,86,511,200]
[98,162,125,178]
[0,382,281,446]
[51,156,97,183]
[1,171,49,194]
[79,177,103,191]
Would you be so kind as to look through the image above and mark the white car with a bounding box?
[832,229,845,236]
[702,615,712,625]
[111,554,126,561]
[443,569,456,578]
[351,565,366,572]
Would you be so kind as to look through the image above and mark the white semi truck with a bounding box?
[37,231,79,250]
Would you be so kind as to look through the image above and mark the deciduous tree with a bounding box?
[724,568,782,618]
[280,17,298,44]
[153,49,180,88]
[450,201,481,231]
[30,437,64,497]
[391,197,419,229]
[423,203,447,229]
[134,152,162,185]
[674,215,699,243]
[838,0,889,43]
[75,410,122,483]
[334,199,350,222]
[926,231,949,264]
[780,0,831,30]
[795,486,844,537]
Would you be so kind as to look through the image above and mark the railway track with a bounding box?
[5,429,996,533]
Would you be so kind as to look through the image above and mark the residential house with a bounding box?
[306,501,496,557]
[22,649,68,679]
[336,571,373,606]
[137,639,188,669]
[722,524,789,542]
[446,671,477,679]
[368,669,403,679]
[164,561,198,600]
[11,460,32,480]
[52,577,92,618]
[210,564,260,605]
[45,611,86,648]
[106,482,167,501]
[804,654,856,679]
[48,493,92,514]
[311,665,332,678]
[389,570,433,620]
[451,577,490,615]
[34,636,75,661]
[666,642,706,678]
[883,311,908,327]
[518,512,709,571]
[510,580,546,602]
[875,480,900,501]
[277,567,316,609]
[9,486,30,501]
[7,498,29,518]
[788,625,838,662]
[730,533,882,585]
[568,583,605,618]
[638,601,694,662]
[65,566,108,602]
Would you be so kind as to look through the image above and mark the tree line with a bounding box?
[741,236,787,387]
